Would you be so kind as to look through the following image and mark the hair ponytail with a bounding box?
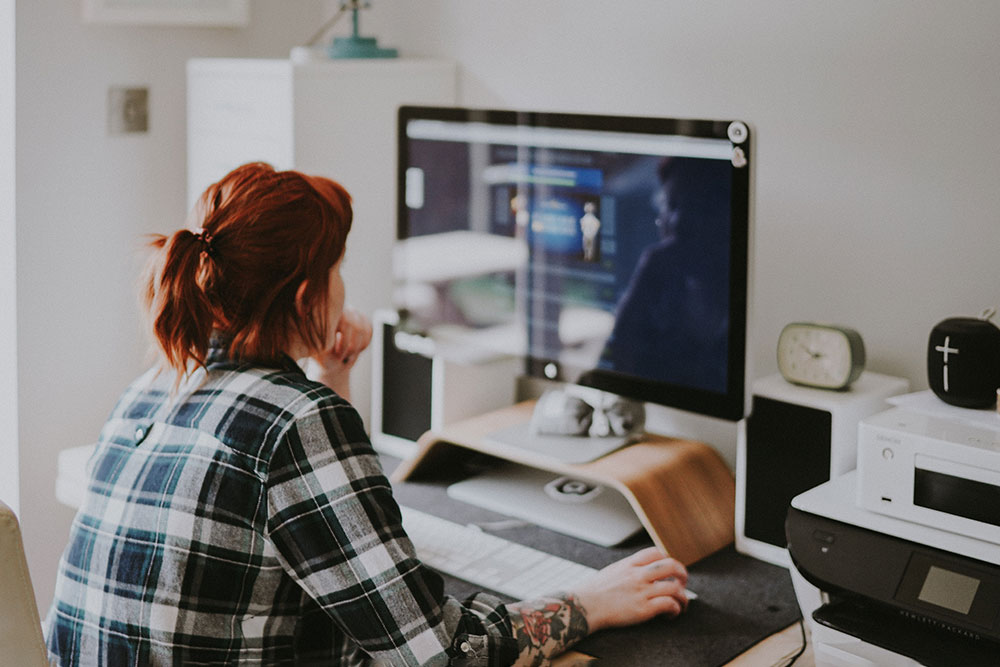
[142,162,352,377]
[143,229,222,373]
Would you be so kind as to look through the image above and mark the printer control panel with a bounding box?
[787,505,1000,645]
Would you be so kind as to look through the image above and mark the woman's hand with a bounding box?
[311,306,373,400]
[507,548,688,665]
[573,547,689,633]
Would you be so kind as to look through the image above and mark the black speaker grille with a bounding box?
[745,395,832,547]
[381,323,433,443]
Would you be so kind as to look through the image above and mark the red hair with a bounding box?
[142,162,352,374]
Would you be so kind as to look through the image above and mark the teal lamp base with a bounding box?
[328,36,398,59]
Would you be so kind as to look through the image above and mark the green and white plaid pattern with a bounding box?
[45,344,517,666]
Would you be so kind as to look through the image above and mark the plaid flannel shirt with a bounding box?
[45,344,518,666]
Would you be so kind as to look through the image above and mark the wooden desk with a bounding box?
[725,621,814,666]
[553,622,815,666]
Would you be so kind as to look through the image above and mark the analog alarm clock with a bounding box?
[777,322,866,390]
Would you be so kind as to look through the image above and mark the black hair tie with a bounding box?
[193,227,218,259]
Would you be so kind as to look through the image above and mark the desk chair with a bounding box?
[0,500,50,666]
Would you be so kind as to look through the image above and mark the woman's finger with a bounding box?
[623,546,667,567]
[646,578,688,608]
[641,558,688,587]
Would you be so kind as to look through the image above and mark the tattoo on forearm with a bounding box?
[508,593,590,666]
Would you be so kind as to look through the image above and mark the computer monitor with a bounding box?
[394,106,752,425]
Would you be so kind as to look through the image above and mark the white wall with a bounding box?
[372,0,1000,450]
[1,0,16,515]
[376,0,1000,385]
[15,0,334,612]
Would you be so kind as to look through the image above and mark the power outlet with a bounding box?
[108,86,148,135]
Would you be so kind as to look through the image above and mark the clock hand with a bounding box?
[797,342,822,359]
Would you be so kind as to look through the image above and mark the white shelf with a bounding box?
[187,57,457,427]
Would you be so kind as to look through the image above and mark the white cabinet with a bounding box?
[187,57,457,426]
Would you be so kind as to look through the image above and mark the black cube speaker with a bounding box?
[378,321,434,444]
[927,317,1000,409]
[743,395,831,551]
[736,372,908,566]
[370,309,521,458]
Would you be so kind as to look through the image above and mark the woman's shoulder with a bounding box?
[249,362,351,413]
[221,365,370,462]
[111,361,358,444]
[93,362,366,491]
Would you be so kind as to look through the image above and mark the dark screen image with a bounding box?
[396,110,749,419]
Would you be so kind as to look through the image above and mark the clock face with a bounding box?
[777,323,865,390]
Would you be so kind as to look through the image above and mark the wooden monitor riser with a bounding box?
[392,400,735,566]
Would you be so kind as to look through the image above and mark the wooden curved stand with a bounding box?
[392,401,736,566]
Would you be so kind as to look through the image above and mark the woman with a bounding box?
[45,162,690,666]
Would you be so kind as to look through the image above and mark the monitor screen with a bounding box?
[395,107,752,421]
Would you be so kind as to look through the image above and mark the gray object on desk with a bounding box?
[446,462,644,547]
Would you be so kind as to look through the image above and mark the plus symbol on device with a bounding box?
[934,336,959,392]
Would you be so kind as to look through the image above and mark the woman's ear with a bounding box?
[287,279,318,361]
[293,278,332,355]
[294,279,310,318]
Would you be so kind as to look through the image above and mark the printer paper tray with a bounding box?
[814,597,1000,667]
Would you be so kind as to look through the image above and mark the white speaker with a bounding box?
[370,309,522,459]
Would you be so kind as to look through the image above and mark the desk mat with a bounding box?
[386,455,802,666]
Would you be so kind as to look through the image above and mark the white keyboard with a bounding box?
[400,505,597,600]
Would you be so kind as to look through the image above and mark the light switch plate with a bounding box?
[108,86,148,134]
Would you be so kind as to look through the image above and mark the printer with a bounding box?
[786,396,1000,667]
